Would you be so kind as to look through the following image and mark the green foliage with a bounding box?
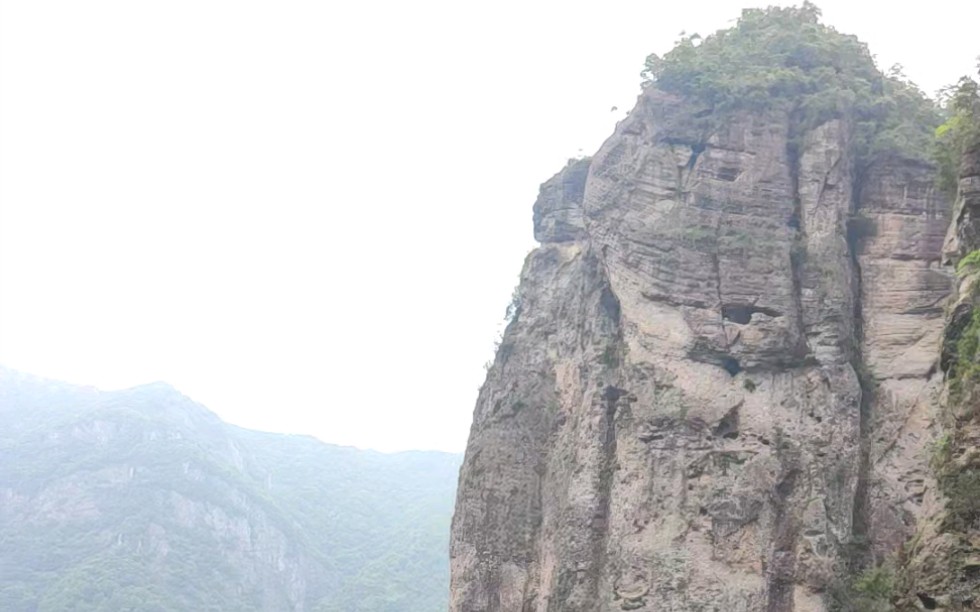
[640,3,938,168]
[829,564,894,611]
[933,305,980,530]
[853,565,894,599]
[955,249,980,276]
[742,378,757,392]
[851,565,895,611]
[950,307,980,400]
[0,371,461,612]
[942,468,980,530]
[934,74,980,195]
[930,433,952,474]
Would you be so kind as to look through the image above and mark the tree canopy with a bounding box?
[935,66,980,194]
[640,2,939,169]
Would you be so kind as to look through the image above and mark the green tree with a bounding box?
[639,2,939,170]
[934,65,980,195]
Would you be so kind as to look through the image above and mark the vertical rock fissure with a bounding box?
[590,384,620,606]
[713,215,730,348]
[787,128,808,355]
[763,130,806,612]
[767,451,802,612]
[520,428,548,611]
[845,170,874,577]
[589,275,625,609]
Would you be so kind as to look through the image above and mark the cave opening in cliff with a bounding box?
[721,304,781,324]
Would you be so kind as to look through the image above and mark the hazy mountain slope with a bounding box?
[0,367,460,612]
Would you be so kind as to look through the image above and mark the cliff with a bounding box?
[897,132,980,608]
[450,7,955,611]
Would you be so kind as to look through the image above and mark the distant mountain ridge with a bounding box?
[0,367,461,611]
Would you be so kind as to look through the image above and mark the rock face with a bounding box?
[897,145,980,610]
[450,87,951,611]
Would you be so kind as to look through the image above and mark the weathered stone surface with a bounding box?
[856,159,950,559]
[451,86,953,611]
[897,145,980,611]
[533,157,592,243]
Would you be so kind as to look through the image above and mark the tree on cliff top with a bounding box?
[935,65,980,194]
[640,2,938,168]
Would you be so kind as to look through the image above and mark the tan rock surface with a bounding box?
[450,86,952,611]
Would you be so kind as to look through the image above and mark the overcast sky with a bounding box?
[1,1,977,452]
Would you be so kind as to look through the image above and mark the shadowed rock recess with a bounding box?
[450,10,956,611]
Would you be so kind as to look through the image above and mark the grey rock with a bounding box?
[451,86,952,611]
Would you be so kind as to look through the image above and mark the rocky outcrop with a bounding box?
[450,86,952,611]
[897,145,980,610]
[533,157,591,243]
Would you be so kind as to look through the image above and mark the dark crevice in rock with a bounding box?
[766,442,802,612]
[845,214,877,255]
[848,382,874,565]
[917,593,938,609]
[719,356,742,376]
[721,303,782,324]
[600,285,622,326]
[901,302,946,317]
[716,166,741,182]
[712,402,741,439]
[590,385,629,607]
[844,173,876,592]
[786,124,809,363]
[600,385,629,406]
[578,257,629,609]
[686,142,706,171]
[788,213,801,231]
[711,217,730,350]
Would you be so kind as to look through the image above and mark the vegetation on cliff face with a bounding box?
[0,369,460,612]
[850,565,895,612]
[640,2,938,169]
[937,66,980,533]
[936,70,980,195]
[895,63,980,609]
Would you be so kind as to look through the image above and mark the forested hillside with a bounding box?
[0,367,460,611]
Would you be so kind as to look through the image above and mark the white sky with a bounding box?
[1,1,977,452]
